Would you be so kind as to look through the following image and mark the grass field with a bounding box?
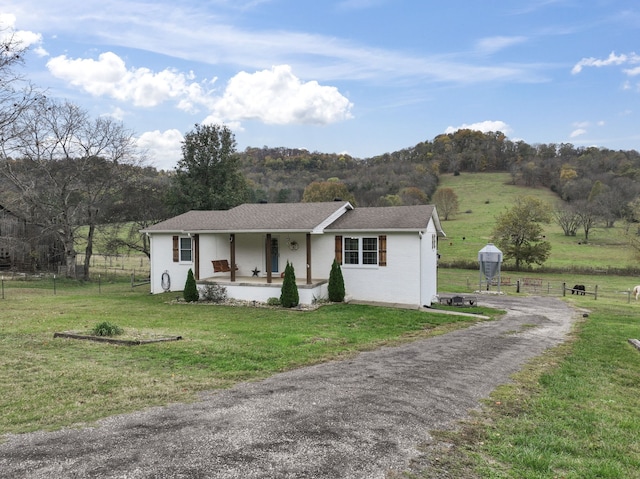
[437,172,636,271]
[3,173,640,477]
[418,173,640,478]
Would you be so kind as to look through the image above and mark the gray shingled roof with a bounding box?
[325,205,440,231]
[142,202,352,233]
[142,202,444,235]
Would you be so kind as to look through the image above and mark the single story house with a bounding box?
[142,201,445,307]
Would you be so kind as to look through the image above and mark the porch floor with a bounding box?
[198,275,328,289]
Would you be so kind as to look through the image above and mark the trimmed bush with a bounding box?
[279,261,299,308]
[183,268,199,302]
[328,259,345,302]
[91,321,123,337]
[201,283,227,303]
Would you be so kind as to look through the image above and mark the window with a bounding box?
[342,236,379,266]
[362,237,378,264]
[179,237,192,262]
[344,237,359,265]
[173,236,193,263]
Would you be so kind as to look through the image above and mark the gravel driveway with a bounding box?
[0,295,578,479]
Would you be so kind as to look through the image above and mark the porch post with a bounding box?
[306,233,312,285]
[229,233,236,282]
[265,233,272,284]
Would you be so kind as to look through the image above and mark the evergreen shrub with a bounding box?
[183,268,199,302]
[279,261,299,308]
[328,259,345,302]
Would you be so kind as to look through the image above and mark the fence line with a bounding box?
[456,275,638,303]
[0,271,150,299]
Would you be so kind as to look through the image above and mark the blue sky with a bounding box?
[2,0,640,170]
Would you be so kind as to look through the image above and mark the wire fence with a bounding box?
[0,268,151,299]
[441,273,640,304]
[2,265,638,304]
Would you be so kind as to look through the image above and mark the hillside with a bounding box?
[434,172,636,272]
[237,130,640,210]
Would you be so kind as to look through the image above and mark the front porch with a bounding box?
[198,275,329,305]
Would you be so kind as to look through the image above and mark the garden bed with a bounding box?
[53,331,182,346]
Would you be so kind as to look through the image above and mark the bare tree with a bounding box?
[553,202,580,236]
[102,167,171,259]
[0,25,41,140]
[572,199,599,242]
[0,98,138,278]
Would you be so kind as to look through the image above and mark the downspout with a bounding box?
[147,233,154,293]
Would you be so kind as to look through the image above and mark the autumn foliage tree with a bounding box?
[302,179,356,205]
[432,188,459,220]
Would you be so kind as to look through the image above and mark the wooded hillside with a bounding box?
[238,130,640,215]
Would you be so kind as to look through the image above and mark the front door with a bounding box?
[270,238,279,273]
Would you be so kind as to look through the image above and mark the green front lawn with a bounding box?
[0,281,494,434]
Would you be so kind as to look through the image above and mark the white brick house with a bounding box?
[142,201,445,307]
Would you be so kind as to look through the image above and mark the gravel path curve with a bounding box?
[0,295,577,479]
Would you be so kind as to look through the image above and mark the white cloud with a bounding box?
[46,52,215,109]
[444,120,512,135]
[45,52,352,127]
[570,120,605,137]
[210,65,353,125]
[32,45,48,57]
[136,129,184,171]
[571,51,640,74]
[103,107,127,121]
[475,36,527,55]
[8,2,547,88]
[0,13,44,53]
[623,66,640,76]
[570,128,587,138]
